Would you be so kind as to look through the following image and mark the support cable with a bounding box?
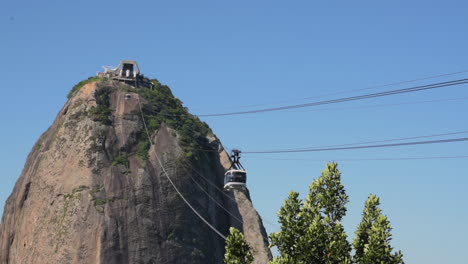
[282,96,468,113]
[180,159,279,229]
[215,70,468,110]
[179,159,237,203]
[179,164,244,224]
[137,95,227,240]
[198,78,468,117]
[247,130,468,153]
[243,137,468,154]
[246,155,468,162]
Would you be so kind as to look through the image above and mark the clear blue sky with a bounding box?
[1,1,467,263]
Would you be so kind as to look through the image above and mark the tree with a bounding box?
[353,194,404,264]
[270,162,351,264]
[224,227,254,264]
[269,191,304,264]
[353,194,381,263]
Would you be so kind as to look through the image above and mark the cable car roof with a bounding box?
[224,169,247,175]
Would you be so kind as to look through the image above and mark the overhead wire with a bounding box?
[178,159,237,203]
[137,95,227,240]
[142,95,468,123]
[134,101,281,233]
[243,137,468,154]
[129,75,468,120]
[179,162,277,244]
[211,70,468,110]
[179,163,244,224]
[179,158,279,229]
[283,96,468,113]
[117,97,278,227]
[161,102,468,154]
[197,78,468,117]
[247,155,468,162]
[246,130,468,153]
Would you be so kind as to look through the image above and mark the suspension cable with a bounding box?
[211,69,468,110]
[137,95,227,240]
[243,137,468,154]
[246,155,468,161]
[179,164,244,223]
[245,130,468,153]
[198,78,468,117]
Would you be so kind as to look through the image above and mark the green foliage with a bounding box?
[94,198,110,206]
[305,162,349,222]
[89,86,112,125]
[72,185,89,193]
[89,106,111,125]
[353,195,404,264]
[224,227,254,264]
[136,139,150,163]
[135,79,214,161]
[353,194,381,263]
[269,191,303,262]
[94,86,111,106]
[271,167,404,264]
[113,154,131,174]
[112,154,129,167]
[90,184,104,195]
[270,162,351,264]
[35,141,42,151]
[67,76,103,99]
[69,76,213,163]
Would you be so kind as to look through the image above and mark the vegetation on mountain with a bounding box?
[136,79,214,161]
[67,76,103,99]
[67,77,215,163]
[89,86,112,125]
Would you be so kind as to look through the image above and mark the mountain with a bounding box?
[0,77,272,264]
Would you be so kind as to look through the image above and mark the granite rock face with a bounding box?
[0,81,271,264]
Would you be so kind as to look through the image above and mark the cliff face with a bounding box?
[0,80,271,264]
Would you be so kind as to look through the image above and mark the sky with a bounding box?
[1,1,467,263]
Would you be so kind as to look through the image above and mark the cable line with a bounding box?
[243,137,468,154]
[198,78,468,117]
[247,155,468,161]
[179,158,279,229]
[180,164,244,224]
[134,98,278,229]
[137,96,227,240]
[138,96,468,120]
[248,130,468,153]
[283,96,468,113]
[212,70,468,110]
[180,162,278,242]
[178,159,237,203]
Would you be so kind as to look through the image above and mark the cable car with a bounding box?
[224,170,247,190]
[224,149,247,190]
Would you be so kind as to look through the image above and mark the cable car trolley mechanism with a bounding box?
[224,149,247,191]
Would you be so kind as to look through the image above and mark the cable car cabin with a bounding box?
[224,169,247,190]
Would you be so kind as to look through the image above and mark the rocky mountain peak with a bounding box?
[0,78,271,263]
